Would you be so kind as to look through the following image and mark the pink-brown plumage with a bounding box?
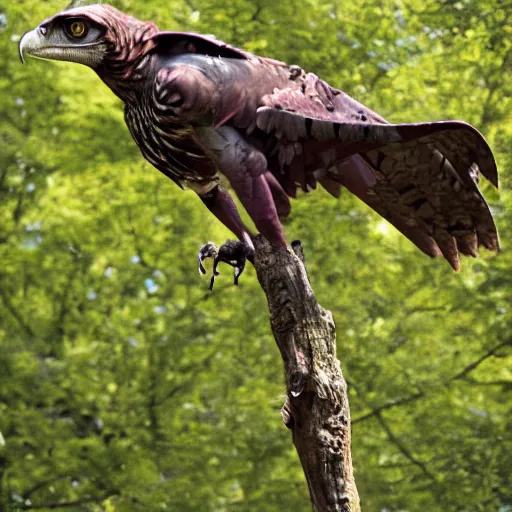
[21,4,500,270]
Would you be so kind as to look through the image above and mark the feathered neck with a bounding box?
[93,9,159,103]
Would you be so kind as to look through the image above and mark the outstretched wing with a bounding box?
[256,74,499,270]
[150,40,499,270]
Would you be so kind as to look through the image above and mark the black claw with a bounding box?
[198,239,251,290]
[233,261,246,286]
[212,258,220,277]
[198,242,218,275]
[198,256,207,275]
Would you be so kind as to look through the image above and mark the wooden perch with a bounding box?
[252,235,360,512]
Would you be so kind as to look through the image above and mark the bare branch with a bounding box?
[0,289,35,338]
[375,412,437,483]
[22,476,69,500]
[18,491,119,510]
[461,378,512,387]
[253,236,360,512]
[156,351,217,405]
[448,339,512,382]
[352,391,424,424]
[352,340,512,424]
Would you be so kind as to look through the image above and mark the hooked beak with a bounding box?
[19,27,48,64]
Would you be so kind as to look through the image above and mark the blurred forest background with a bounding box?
[1,0,511,511]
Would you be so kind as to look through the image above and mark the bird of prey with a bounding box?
[19,4,499,272]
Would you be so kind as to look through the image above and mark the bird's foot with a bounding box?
[197,239,252,290]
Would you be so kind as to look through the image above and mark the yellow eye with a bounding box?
[68,21,87,38]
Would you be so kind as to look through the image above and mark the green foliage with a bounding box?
[1,0,511,511]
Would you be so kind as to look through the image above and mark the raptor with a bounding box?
[19,4,499,272]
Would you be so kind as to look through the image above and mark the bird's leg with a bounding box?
[202,126,287,247]
[198,185,255,250]
[264,171,291,219]
[194,126,287,289]
[196,185,254,288]
[236,173,287,247]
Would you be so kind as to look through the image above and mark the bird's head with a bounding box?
[19,4,158,81]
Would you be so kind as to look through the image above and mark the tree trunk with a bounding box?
[253,235,360,512]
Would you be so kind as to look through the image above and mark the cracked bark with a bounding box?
[252,235,360,512]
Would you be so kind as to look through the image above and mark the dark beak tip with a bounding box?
[18,31,28,64]
[18,28,41,64]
